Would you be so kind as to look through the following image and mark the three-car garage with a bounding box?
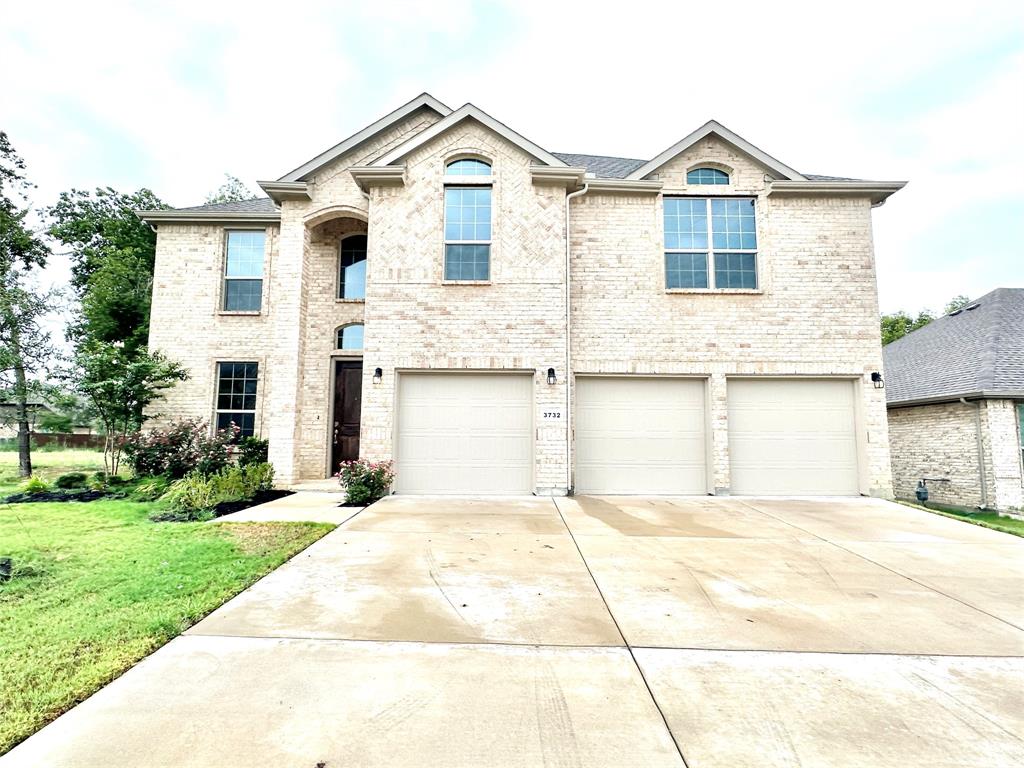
[392,372,863,497]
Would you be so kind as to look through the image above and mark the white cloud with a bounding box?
[2,0,1022,321]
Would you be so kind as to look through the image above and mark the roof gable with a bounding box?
[626,120,806,182]
[371,103,568,168]
[883,288,1024,405]
[278,93,452,182]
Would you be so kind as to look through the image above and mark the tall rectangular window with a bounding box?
[223,230,265,311]
[215,362,258,437]
[664,198,757,290]
[444,186,491,280]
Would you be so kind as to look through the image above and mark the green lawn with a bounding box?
[897,499,1024,537]
[0,449,110,496]
[0,499,332,754]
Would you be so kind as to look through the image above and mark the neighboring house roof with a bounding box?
[883,287,1024,406]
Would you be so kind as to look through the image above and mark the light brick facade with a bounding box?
[146,99,899,497]
[888,399,1023,512]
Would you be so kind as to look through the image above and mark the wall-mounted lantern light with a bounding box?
[871,372,884,389]
[373,367,383,385]
[546,367,557,385]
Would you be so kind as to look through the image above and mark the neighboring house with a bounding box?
[0,403,53,439]
[139,93,905,496]
[884,288,1024,513]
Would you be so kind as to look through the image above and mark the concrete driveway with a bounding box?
[4,496,1023,767]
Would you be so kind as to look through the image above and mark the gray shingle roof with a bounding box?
[552,153,647,179]
[883,288,1024,405]
[170,197,277,214]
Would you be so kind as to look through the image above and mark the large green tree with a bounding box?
[46,187,167,352]
[206,174,255,205]
[0,132,54,476]
[881,295,972,345]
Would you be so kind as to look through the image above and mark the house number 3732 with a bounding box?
[541,410,564,420]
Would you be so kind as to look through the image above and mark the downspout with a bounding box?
[564,182,589,495]
[961,397,989,509]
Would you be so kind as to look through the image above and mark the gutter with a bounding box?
[961,397,989,509]
[885,389,1024,409]
[564,182,589,495]
[136,209,281,226]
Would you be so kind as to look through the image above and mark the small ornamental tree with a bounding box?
[73,341,188,475]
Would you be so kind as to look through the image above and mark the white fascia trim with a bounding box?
[585,178,664,194]
[371,104,569,169]
[137,210,281,225]
[258,180,311,204]
[530,166,586,186]
[349,166,406,192]
[278,93,452,182]
[770,179,907,205]
[626,120,806,182]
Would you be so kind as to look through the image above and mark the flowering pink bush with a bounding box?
[121,419,239,479]
[336,459,395,505]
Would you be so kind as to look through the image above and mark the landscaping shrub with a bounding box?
[336,459,394,505]
[156,462,275,522]
[130,476,171,502]
[53,472,88,489]
[236,436,269,467]
[20,476,51,495]
[122,419,237,479]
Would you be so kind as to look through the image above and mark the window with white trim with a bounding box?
[687,167,730,185]
[664,197,757,290]
[444,159,491,281]
[223,230,265,311]
[215,362,258,437]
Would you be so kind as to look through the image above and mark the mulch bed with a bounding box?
[211,489,295,517]
[2,489,113,504]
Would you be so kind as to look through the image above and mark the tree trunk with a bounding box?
[12,334,32,478]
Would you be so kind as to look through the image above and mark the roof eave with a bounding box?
[277,93,452,182]
[886,389,1024,408]
[349,166,406,192]
[371,103,569,169]
[530,166,586,187]
[770,180,908,206]
[136,209,281,226]
[626,120,807,182]
[258,180,312,204]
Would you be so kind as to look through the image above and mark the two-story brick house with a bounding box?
[140,93,905,497]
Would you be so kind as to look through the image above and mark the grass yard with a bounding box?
[897,499,1024,537]
[0,499,332,754]
[0,449,110,496]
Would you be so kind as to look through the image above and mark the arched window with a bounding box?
[446,158,491,176]
[686,167,730,185]
[338,235,367,300]
[336,323,364,350]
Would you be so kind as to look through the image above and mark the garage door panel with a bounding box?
[396,374,533,495]
[728,379,859,496]
[575,377,707,495]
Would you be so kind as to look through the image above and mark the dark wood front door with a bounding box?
[331,360,362,475]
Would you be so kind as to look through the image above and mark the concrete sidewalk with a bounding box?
[3,495,1023,767]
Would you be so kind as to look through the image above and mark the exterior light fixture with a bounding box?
[871,372,884,389]
[546,367,557,385]
[373,367,383,384]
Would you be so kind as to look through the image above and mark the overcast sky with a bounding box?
[2,0,1022,315]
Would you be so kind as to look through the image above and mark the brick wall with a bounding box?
[570,136,892,496]
[888,398,1023,512]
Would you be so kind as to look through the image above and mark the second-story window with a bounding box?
[687,167,730,185]
[664,198,757,290]
[444,158,491,281]
[339,235,367,300]
[223,230,265,311]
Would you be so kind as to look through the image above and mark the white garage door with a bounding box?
[728,379,859,495]
[575,377,707,494]
[395,373,533,494]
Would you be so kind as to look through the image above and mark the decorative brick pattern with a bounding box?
[148,123,895,497]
